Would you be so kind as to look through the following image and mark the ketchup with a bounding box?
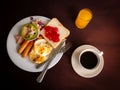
[44,26,60,42]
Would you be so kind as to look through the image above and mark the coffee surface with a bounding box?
[80,51,98,69]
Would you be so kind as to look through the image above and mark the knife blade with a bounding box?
[36,40,66,83]
[59,42,72,53]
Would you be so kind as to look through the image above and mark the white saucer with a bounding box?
[71,45,104,78]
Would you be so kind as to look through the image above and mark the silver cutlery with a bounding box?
[36,41,72,83]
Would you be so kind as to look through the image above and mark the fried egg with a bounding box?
[29,39,53,64]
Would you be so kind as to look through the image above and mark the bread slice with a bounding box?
[40,18,70,48]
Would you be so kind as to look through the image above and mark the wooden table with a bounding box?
[1,0,120,89]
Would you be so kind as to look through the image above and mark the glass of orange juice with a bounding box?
[75,8,93,29]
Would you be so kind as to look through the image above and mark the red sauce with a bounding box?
[44,26,60,42]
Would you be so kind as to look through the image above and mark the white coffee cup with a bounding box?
[79,49,103,70]
[71,45,104,78]
[78,46,104,78]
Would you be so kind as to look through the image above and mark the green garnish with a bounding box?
[21,23,38,40]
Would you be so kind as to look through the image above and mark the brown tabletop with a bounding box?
[1,0,120,89]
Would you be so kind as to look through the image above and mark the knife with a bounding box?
[36,41,72,68]
[36,40,65,83]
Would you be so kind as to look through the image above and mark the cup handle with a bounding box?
[99,51,103,56]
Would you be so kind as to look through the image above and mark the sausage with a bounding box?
[22,41,34,57]
[18,40,30,54]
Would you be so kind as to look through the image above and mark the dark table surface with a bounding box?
[1,0,120,89]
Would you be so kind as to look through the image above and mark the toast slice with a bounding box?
[40,18,70,48]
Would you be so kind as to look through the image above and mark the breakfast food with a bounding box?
[75,8,93,29]
[21,23,38,40]
[18,40,30,54]
[15,17,44,45]
[17,17,45,58]
[29,38,53,64]
[40,18,70,48]
[22,41,34,57]
[16,17,70,64]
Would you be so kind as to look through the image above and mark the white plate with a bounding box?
[6,16,64,72]
[71,45,104,78]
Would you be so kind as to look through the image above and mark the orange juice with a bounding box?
[75,8,93,29]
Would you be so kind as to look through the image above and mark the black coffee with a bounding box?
[80,51,98,69]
